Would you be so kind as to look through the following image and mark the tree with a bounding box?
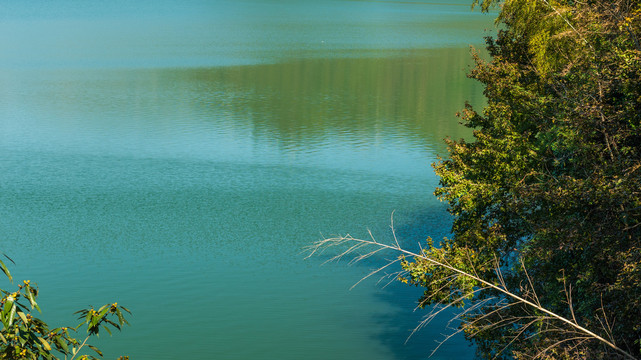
[408,0,641,357]
[310,0,641,359]
[0,257,130,360]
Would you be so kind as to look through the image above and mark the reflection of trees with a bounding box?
[184,48,483,152]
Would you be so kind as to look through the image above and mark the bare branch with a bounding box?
[305,233,638,360]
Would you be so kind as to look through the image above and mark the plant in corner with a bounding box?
[0,256,131,360]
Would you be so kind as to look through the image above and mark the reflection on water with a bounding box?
[190,48,480,148]
[0,48,482,175]
[0,0,490,358]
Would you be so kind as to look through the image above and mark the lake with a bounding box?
[0,1,493,359]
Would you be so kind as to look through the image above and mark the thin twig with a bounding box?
[520,257,541,308]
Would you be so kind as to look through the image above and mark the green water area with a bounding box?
[0,1,493,358]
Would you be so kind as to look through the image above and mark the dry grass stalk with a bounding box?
[305,227,637,360]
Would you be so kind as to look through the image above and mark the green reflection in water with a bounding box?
[1,47,482,166]
[187,47,481,151]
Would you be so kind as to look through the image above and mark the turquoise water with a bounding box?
[0,1,492,358]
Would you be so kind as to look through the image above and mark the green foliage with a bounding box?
[401,0,641,359]
[0,258,130,360]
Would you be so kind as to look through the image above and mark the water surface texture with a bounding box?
[0,1,493,358]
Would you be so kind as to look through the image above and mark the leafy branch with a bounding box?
[0,256,131,359]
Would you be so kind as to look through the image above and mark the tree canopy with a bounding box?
[400,0,641,358]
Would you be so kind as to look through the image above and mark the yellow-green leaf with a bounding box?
[38,337,52,351]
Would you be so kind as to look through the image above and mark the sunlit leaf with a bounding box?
[25,288,39,311]
[38,336,52,351]
[17,311,28,324]
[8,303,16,327]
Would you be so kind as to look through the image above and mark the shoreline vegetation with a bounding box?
[310,0,641,359]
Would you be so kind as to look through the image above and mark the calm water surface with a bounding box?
[0,1,492,358]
